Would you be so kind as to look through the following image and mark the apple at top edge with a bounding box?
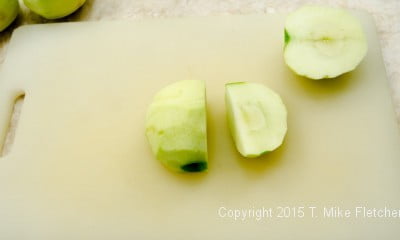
[284,6,368,80]
[23,0,86,19]
[0,0,19,32]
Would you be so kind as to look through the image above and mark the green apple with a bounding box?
[145,80,208,172]
[0,0,18,32]
[284,6,368,80]
[23,0,86,19]
[225,82,287,158]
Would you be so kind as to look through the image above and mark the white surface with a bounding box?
[0,14,399,239]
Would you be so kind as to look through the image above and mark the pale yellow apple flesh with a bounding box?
[225,82,287,158]
[284,6,368,80]
[145,80,208,172]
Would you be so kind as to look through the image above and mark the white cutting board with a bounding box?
[0,13,400,240]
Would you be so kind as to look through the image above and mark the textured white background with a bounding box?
[1,0,399,154]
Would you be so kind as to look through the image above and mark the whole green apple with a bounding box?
[0,0,18,32]
[23,0,86,19]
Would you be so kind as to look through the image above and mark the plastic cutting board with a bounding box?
[0,13,400,240]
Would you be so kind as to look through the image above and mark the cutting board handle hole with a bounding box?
[0,94,24,157]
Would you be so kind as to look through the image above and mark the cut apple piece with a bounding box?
[284,6,368,80]
[145,80,208,172]
[225,82,287,158]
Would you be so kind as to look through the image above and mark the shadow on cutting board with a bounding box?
[289,66,363,100]
[235,138,288,177]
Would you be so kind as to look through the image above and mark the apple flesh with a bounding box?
[0,0,18,32]
[284,6,368,80]
[225,82,287,158]
[23,0,86,19]
[145,80,208,172]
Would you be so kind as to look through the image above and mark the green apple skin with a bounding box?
[284,6,368,80]
[145,80,208,173]
[0,0,18,32]
[284,29,290,47]
[23,0,86,19]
